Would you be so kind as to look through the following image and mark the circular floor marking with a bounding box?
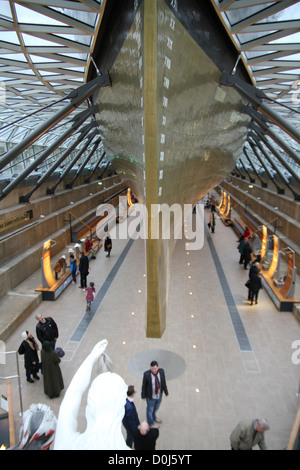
[128,349,186,380]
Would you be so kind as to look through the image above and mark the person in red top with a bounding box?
[85,235,93,252]
[242,226,251,240]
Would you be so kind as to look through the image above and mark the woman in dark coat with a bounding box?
[18,331,40,383]
[41,341,64,398]
[243,241,253,270]
[248,263,262,305]
[104,234,112,257]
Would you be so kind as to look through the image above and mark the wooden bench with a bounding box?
[231,218,245,238]
[35,272,73,301]
[71,188,128,243]
[71,213,104,243]
[261,270,300,312]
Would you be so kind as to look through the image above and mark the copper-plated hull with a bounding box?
[92,0,250,337]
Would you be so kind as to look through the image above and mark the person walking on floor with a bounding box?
[104,234,112,257]
[79,251,89,289]
[41,341,64,399]
[35,314,59,350]
[85,281,95,311]
[230,418,270,450]
[122,385,140,448]
[18,331,40,383]
[141,360,168,427]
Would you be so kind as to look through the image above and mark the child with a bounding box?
[67,254,77,284]
[85,282,95,311]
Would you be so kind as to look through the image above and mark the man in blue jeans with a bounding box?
[141,360,168,427]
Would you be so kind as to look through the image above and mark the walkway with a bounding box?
[1,202,299,450]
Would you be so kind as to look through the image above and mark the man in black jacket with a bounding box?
[141,361,168,427]
[79,251,89,289]
[36,314,59,350]
[132,421,159,450]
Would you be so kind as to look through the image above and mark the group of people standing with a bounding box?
[238,227,263,305]
[67,234,112,311]
[122,360,168,450]
[18,314,64,399]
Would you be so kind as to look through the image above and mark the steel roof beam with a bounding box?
[244,107,300,166]
[0,74,110,172]
[19,123,95,202]
[250,122,300,186]
[0,107,96,201]
[84,151,105,184]
[46,129,98,194]
[66,138,102,189]
[249,130,300,200]
[246,142,281,190]
[242,147,267,187]
[220,71,300,143]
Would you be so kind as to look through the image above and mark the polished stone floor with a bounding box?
[1,202,299,450]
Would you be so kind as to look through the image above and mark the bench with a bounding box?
[231,218,245,238]
[71,188,128,243]
[261,271,300,312]
[71,213,104,243]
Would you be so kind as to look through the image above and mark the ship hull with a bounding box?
[92,0,250,337]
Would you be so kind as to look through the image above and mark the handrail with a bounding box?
[68,211,93,235]
[0,351,23,416]
[286,407,300,450]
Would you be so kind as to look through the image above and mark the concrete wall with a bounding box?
[0,174,127,299]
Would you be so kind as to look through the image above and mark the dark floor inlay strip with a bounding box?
[71,237,135,342]
[205,225,252,352]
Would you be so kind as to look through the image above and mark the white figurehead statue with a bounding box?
[54,339,129,450]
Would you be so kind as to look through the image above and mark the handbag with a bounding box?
[245,280,250,288]
[55,347,65,358]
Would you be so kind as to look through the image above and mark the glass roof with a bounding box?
[0,0,299,189]
[212,0,300,130]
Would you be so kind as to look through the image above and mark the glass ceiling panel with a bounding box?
[0,0,297,186]
[225,3,275,25]
[256,3,300,22]
[211,0,300,132]
[0,1,13,20]
[14,4,65,25]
